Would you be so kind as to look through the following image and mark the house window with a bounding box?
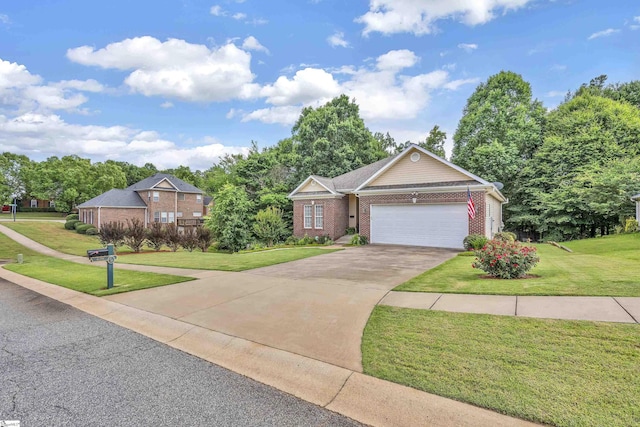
[153,191,159,202]
[315,205,323,229]
[177,212,183,218]
[30,199,37,208]
[49,200,55,208]
[304,205,312,229]
[196,194,202,204]
[168,212,175,223]
[161,212,168,223]
[193,212,202,217]
[154,211,160,223]
[178,193,185,201]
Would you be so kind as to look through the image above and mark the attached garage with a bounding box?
[370,204,468,249]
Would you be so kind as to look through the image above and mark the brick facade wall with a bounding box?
[358,191,485,240]
[79,207,146,228]
[293,197,349,240]
[136,190,204,224]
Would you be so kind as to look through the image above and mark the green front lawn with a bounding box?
[0,233,193,296]
[117,247,341,271]
[396,233,640,296]
[3,221,101,256]
[0,212,66,219]
[363,306,640,427]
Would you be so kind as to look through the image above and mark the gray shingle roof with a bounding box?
[632,193,640,201]
[126,173,204,193]
[77,189,146,208]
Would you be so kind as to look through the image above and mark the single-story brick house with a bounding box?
[288,144,507,249]
[77,173,211,229]
[632,193,640,222]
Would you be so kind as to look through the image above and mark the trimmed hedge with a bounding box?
[65,220,81,230]
[76,224,94,234]
[66,213,79,221]
[85,227,99,236]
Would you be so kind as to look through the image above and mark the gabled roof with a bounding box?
[290,144,507,200]
[631,193,640,201]
[126,173,204,193]
[77,189,146,208]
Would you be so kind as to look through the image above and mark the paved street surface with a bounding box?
[0,278,360,427]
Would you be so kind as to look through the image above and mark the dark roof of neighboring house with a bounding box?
[203,196,213,206]
[77,189,146,208]
[126,173,204,193]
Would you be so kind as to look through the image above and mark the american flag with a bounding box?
[467,188,476,219]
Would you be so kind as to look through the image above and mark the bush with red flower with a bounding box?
[472,240,540,279]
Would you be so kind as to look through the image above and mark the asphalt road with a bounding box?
[0,278,361,427]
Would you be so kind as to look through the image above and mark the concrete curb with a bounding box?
[0,266,538,427]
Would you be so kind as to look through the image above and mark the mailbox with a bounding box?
[87,248,109,259]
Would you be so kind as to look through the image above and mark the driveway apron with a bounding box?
[106,246,457,371]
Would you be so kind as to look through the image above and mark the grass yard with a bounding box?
[396,233,640,296]
[363,306,640,427]
[117,247,341,271]
[0,233,193,296]
[2,221,101,256]
[0,212,67,219]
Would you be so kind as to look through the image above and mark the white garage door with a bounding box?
[370,204,468,249]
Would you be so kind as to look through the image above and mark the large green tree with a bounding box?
[206,183,253,252]
[452,71,546,191]
[513,94,640,239]
[420,125,447,158]
[0,153,33,204]
[292,95,387,181]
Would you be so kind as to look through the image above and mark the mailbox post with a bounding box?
[87,244,117,289]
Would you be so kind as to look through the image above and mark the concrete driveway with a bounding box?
[106,245,457,371]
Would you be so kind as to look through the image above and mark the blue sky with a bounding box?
[1,0,638,169]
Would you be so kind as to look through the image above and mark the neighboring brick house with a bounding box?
[289,144,507,249]
[19,198,56,210]
[77,173,209,230]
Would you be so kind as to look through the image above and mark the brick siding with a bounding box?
[79,207,146,228]
[357,191,485,240]
[293,197,349,240]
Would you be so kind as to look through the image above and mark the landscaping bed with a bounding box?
[396,234,640,296]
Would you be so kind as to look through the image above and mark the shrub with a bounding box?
[298,234,315,245]
[66,213,79,221]
[350,234,368,245]
[493,231,517,242]
[65,220,80,230]
[284,235,299,245]
[146,222,166,251]
[463,234,488,251]
[164,223,181,252]
[85,227,99,236]
[624,218,639,233]
[98,221,126,247]
[345,227,356,235]
[253,206,287,247]
[76,224,94,234]
[123,218,146,253]
[181,227,199,252]
[74,221,86,230]
[195,226,213,252]
[472,240,540,279]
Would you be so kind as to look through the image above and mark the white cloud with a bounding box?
[53,79,105,92]
[327,31,350,48]
[546,90,565,97]
[241,49,477,125]
[246,17,268,25]
[457,43,478,52]
[0,14,10,25]
[634,16,640,23]
[232,12,247,20]
[242,36,269,53]
[67,36,257,102]
[160,101,174,108]
[356,0,533,36]
[587,28,619,40]
[0,112,249,169]
[210,5,225,16]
